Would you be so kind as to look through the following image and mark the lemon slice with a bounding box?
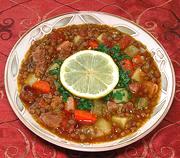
[60,50,119,99]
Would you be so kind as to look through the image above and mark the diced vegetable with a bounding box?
[97,33,105,43]
[77,98,93,111]
[74,110,97,124]
[95,118,111,137]
[92,99,106,116]
[132,55,144,65]
[121,59,134,72]
[88,40,98,49]
[112,116,128,128]
[32,80,50,93]
[124,45,139,57]
[112,88,129,103]
[73,35,82,44]
[131,68,145,82]
[24,74,38,86]
[65,97,76,112]
[135,97,148,110]
[119,36,132,50]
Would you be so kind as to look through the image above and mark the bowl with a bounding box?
[4,11,175,152]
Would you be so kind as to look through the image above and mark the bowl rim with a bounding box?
[4,11,176,152]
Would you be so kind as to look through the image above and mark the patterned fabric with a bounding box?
[0,0,179,157]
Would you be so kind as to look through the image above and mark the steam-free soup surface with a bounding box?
[18,24,161,143]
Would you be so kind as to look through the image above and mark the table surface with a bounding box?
[0,0,179,157]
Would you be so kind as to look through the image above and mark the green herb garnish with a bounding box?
[111,45,120,54]
[48,60,63,78]
[49,68,60,76]
[96,43,109,54]
[77,98,93,111]
[117,69,131,88]
[112,91,124,101]
[95,44,131,61]
[54,80,70,102]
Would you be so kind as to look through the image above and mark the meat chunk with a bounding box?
[40,112,62,129]
[107,101,118,112]
[142,81,158,98]
[32,46,47,77]
[129,82,141,93]
[57,41,73,60]
[65,97,76,112]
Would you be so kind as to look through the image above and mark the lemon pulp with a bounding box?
[60,50,119,99]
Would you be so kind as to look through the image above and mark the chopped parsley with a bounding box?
[111,45,120,54]
[96,43,109,54]
[48,60,63,77]
[54,80,70,102]
[77,98,93,111]
[112,90,125,101]
[111,88,130,103]
[95,44,131,61]
[117,69,131,88]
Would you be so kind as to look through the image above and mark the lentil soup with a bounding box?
[18,24,161,143]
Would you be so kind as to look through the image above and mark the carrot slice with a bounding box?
[74,110,96,124]
[32,80,50,93]
[121,59,134,72]
[132,55,144,65]
[88,40,98,49]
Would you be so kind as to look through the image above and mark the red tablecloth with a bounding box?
[0,0,179,157]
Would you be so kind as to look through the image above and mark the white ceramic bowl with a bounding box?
[4,11,175,152]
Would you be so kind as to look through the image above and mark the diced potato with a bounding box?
[73,35,82,44]
[136,97,148,110]
[95,118,111,137]
[97,33,105,43]
[112,88,129,103]
[24,74,38,86]
[124,45,139,57]
[131,68,145,82]
[92,99,106,116]
[112,116,128,129]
